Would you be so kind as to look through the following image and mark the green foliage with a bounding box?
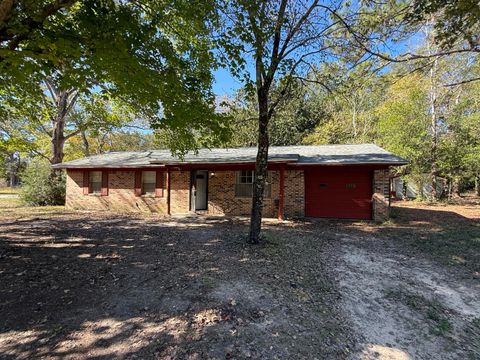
[304,120,351,145]
[19,159,65,206]
[227,81,324,147]
[304,64,389,146]
[1,0,229,155]
[407,0,480,49]
[63,131,164,161]
[375,74,430,175]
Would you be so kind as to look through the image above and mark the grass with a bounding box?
[0,197,64,217]
[371,202,480,275]
[0,187,19,195]
[385,289,453,336]
[0,197,21,208]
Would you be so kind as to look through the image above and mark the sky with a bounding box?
[212,67,241,96]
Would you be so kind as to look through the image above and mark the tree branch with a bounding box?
[278,0,319,60]
[319,3,479,64]
[3,0,78,51]
[267,0,288,81]
[444,76,480,87]
[64,128,81,140]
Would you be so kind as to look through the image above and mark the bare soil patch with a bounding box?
[330,233,480,359]
[0,212,353,359]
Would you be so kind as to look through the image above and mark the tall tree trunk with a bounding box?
[7,152,14,186]
[475,173,480,197]
[352,101,357,138]
[81,130,90,157]
[424,19,439,202]
[249,87,269,244]
[50,90,69,164]
[429,58,438,201]
[451,177,461,198]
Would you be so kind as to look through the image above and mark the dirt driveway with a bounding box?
[0,202,479,359]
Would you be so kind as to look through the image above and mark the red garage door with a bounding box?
[305,167,373,219]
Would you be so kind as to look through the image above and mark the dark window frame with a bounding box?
[235,170,272,198]
[141,170,156,196]
[89,170,102,194]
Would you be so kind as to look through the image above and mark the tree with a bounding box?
[375,74,431,177]
[227,80,324,147]
[1,1,229,156]
[304,62,388,145]
[408,0,480,52]
[217,0,404,243]
[0,78,132,164]
[438,77,480,197]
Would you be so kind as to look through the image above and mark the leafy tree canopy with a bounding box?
[0,0,230,153]
[407,0,480,50]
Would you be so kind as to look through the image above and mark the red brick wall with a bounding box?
[66,168,306,219]
[207,171,280,218]
[284,170,305,217]
[372,169,390,221]
[207,170,304,218]
[170,171,190,215]
[66,168,391,221]
[66,170,167,213]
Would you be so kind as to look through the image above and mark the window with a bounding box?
[89,171,102,194]
[142,171,156,195]
[235,170,271,198]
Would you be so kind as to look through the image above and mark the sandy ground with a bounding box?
[332,234,480,359]
[0,200,479,359]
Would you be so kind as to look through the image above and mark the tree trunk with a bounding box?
[81,130,90,157]
[429,58,438,201]
[476,173,480,197]
[451,177,461,198]
[50,90,69,165]
[248,87,269,244]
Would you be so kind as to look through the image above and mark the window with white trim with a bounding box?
[235,170,271,198]
[142,171,156,195]
[89,171,102,194]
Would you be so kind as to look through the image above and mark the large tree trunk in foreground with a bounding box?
[249,88,270,244]
[44,79,79,165]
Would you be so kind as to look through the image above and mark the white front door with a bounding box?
[194,171,208,210]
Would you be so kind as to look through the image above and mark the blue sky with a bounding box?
[212,67,241,96]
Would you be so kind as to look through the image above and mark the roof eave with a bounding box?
[291,161,409,166]
[51,164,163,169]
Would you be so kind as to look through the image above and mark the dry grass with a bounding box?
[0,187,19,195]
[343,198,480,276]
[0,198,64,217]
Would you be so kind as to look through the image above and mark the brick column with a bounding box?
[373,169,390,221]
[166,168,170,215]
[277,166,285,221]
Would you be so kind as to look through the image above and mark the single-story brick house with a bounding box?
[52,144,407,221]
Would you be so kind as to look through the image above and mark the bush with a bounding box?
[20,159,65,206]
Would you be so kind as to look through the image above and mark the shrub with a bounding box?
[20,159,65,206]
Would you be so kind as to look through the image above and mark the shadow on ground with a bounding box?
[0,214,353,359]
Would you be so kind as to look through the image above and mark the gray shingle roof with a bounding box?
[52,144,408,169]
